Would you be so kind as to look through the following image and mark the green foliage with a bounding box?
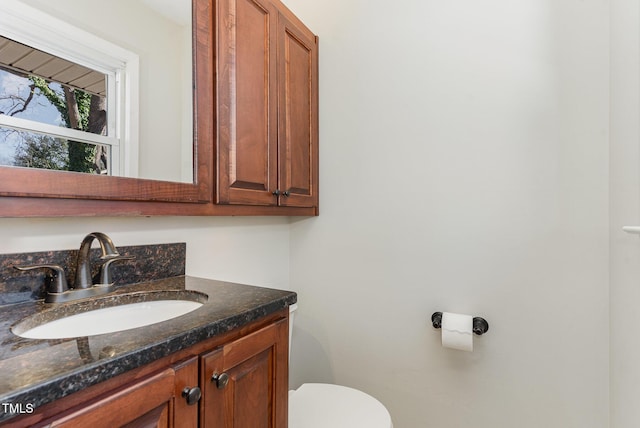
[14,134,68,170]
[68,141,96,173]
[28,76,96,173]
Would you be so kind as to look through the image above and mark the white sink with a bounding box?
[14,295,205,339]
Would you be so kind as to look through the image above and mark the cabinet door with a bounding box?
[173,357,200,428]
[201,318,288,428]
[43,368,176,428]
[217,0,279,206]
[276,10,319,209]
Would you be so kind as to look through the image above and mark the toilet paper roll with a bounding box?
[441,312,473,352]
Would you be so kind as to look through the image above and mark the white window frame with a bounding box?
[0,0,139,176]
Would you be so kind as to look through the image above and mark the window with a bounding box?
[0,0,139,176]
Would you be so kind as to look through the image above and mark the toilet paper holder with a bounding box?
[431,312,489,336]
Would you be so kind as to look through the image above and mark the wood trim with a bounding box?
[0,196,317,216]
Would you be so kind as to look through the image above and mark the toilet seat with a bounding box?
[289,383,393,428]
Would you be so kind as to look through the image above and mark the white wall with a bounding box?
[284,0,610,427]
[610,0,640,426]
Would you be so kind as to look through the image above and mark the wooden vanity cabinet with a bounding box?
[216,0,319,210]
[7,313,288,428]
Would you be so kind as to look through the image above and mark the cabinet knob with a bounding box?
[272,189,280,196]
[282,190,290,197]
[182,386,202,405]
[211,372,230,389]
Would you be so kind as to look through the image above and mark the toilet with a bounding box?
[288,304,393,428]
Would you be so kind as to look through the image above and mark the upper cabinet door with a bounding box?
[276,10,319,209]
[216,0,279,205]
[216,0,318,211]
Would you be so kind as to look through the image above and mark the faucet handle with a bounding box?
[14,264,69,293]
[98,256,134,285]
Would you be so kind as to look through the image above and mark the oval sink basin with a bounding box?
[13,290,207,339]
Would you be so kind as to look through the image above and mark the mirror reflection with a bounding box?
[0,36,111,174]
[0,0,193,183]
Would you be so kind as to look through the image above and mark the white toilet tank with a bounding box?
[287,304,393,428]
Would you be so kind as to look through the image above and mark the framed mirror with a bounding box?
[0,0,213,208]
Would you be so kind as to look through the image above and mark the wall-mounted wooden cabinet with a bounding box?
[216,0,319,210]
[0,0,318,217]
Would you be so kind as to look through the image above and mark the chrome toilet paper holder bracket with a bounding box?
[431,312,489,336]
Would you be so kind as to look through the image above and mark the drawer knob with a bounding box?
[182,386,202,405]
[212,372,230,389]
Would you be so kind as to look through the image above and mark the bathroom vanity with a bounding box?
[0,243,296,427]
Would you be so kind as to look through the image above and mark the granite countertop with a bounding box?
[0,276,296,423]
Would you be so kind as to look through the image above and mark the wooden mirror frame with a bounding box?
[0,0,214,216]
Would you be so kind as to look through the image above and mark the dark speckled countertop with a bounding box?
[0,276,296,423]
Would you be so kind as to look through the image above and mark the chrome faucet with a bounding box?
[14,232,133,303]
